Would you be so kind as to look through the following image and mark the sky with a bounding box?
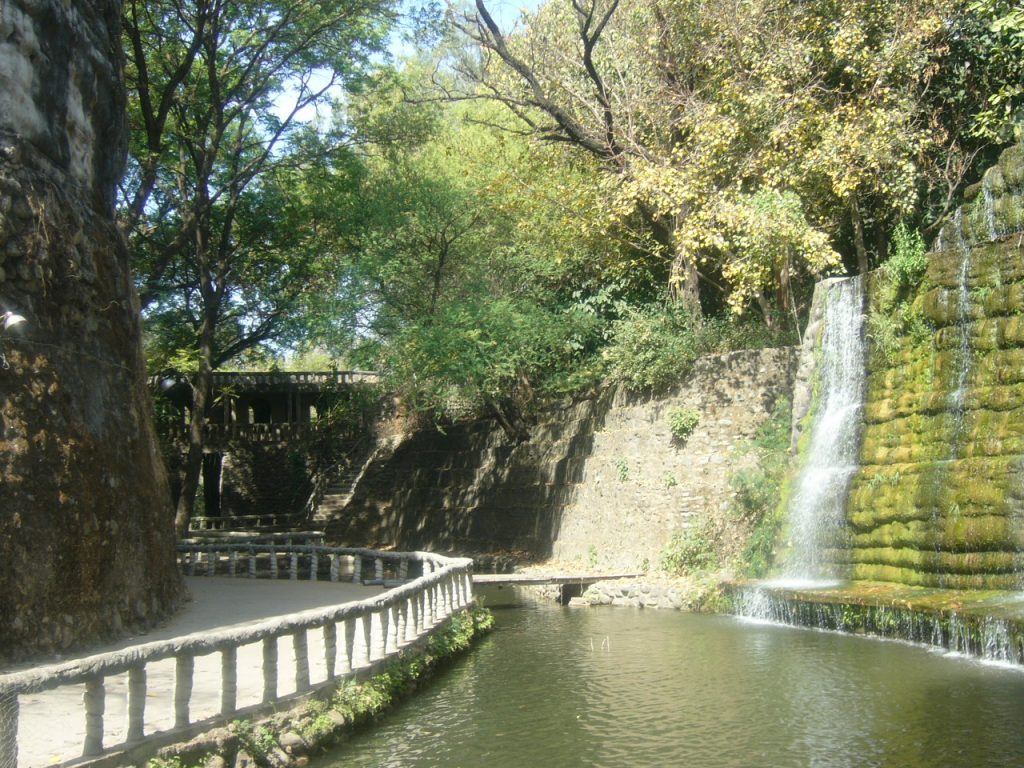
[273,0,544,126]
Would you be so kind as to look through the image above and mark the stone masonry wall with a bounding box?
[0,0,183,661]
[550,348,797,570]
[325,348,797,570]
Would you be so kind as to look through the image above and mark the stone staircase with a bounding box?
[309,456,370,528]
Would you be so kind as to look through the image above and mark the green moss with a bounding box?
[998,143,1024,187]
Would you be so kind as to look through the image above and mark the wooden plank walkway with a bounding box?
[472,572,641,586]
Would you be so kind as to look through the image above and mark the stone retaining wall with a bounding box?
[324,348,797,570]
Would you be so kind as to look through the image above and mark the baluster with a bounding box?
[434,582,444,621]
[290,552,299,580]
[358,615,372,668]
[187,550,197,576]
[464,573,474,606]
[423,588,434,628]
[353,555,362,583]
[438,580,448,619]
[248,546,257,578]
[386,605,399,653]
[126,667,146,743]
[330,553,339,582]
[262,638,278,703]
[375,558,384,582]
[396,602,408,647]
[0,688,18,768]
[324,623,337,680]
[310,551,319,581]
[83,676,105,756]
[451,574,462,610]
[229,550,238,577]
[409,596,421,640]
[372,610,387,661]
[221,647,237,716]
[206,546,215,576]
[398,558,409,581]
[342,619,356,674]
[294,631,310,692]
[447,576,457,612]
[174,655,194,729]
[270,551,278,579]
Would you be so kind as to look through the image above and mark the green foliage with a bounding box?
[727,397,792,577]
[459,0,1011,304]
[603,303,704,392]
[667,407,701,443]
[885,223,929,291]
[231,720,280,761]
[965,1,1024,141]
[148,758,196,768]
[588,544,599,568]
[869,223,933,364]
[742,507,784,578]
[613,457,629,483]
[661,521,720,575]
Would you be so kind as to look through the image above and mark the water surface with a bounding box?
[318,588,1024,767]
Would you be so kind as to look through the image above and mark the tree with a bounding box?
[452,0,1010,314]
[122,0,398,532]
[334,93,611,431]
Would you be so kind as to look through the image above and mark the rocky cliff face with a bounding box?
[0,0,183,661]
[832,142,1024,589]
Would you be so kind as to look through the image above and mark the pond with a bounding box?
[317,587,1024,767]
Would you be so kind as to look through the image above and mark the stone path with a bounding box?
[15,577,382,767]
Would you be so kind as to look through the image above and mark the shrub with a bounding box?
[667,407,700,443]
[885,222,928,290]
[660,521,719,575]
[603,302,703,391]
[868,223,932,364]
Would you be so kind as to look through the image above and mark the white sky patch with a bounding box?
[270,0,543,128]
[271,67,342,127]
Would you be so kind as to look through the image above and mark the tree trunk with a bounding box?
[175,372,210,535]
[175,211,217,534]
[669,244,703,317]
[850,195,870,275]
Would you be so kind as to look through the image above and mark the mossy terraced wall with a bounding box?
[841,141,1024,589]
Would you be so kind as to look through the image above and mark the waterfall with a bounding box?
[777,277,866,586]
[983,182,1000,242]
[949,208,973,443]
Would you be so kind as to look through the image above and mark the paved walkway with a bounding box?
[16,577,382,767]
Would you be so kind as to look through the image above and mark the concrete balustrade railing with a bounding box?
[0,546,473,768]
[187,512,309,532]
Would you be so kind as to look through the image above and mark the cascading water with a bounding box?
[776,276,867,586]
[948,208,973,447]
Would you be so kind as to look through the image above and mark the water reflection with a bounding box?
[316,589,1024,768]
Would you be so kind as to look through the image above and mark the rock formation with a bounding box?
[0,0,183,661]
